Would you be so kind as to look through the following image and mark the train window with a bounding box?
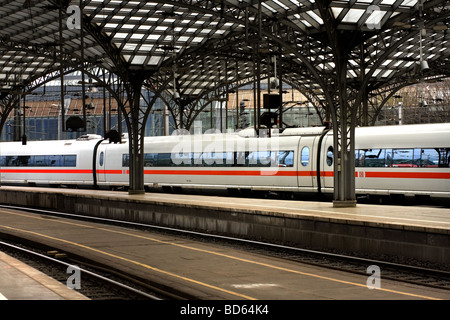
[277,151,294,167]
[326,146,333,166]
[392,149,414,167]
[257,151,272,166]
[64,155,77,167]
[439,148,450,167]
[246,152,258,166]
[355,150,361,167]
[301,147,309,167]
[99,152,104,166]
[235,152,246,166]
[362,149,387,167]
[34,155,46,166]
[172,152,192,166]
[225,152,234,166]
[192,153,203,166]
[385,149,393,167]
[157,153,173,166]
[122,154,129,167]
[413,149,421,166]
[420,148,450,167]
[144,153,158,167]
[0,155,77,167]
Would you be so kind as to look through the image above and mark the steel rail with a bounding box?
[0,239,162,300]
[1,204,449,290]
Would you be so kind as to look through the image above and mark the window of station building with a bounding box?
[326,146,333,166]
[301,147,310,167]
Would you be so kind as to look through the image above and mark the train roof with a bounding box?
[354,123,450,149]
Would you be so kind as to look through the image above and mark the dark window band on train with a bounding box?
[122,151,295,168]
[355,148,450,168]
[0,155,77,167]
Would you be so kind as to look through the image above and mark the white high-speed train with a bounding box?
[0,123,449,200]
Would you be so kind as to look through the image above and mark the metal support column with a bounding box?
[316,0,357,207]
[127,75,146,195]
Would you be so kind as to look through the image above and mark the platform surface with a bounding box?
[1,208,450,301]
[5,186,446,232]
[0,251,88,300]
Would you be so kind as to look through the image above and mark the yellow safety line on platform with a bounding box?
[0,209,443,300]
[0,224,256,300]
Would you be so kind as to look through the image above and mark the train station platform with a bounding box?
[0,186,449,267]
[0,250,88,300]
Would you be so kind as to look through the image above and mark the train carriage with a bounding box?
[0,123,449,200]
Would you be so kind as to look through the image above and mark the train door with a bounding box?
[97,145,106,183]
[297,136,316,190]
[321,136,334,191]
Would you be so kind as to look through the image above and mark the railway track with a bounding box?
[1,204,450,294]
[0,240,167,300]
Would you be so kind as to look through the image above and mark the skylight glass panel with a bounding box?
[262,3,277,13]
[273,0,290,10]
[114,33,128,39]
[366,9,386,28]
[401,0,417,7]
[342,9,365,23]
[192,37,204,43]
[121,24,134,30]
[147,34,161,40]
[148,56,162,65]
[306,11,323,24]
[139,44,154,51]
[131,56,147,64]
[124,43,137,51]
[130,33,144,40]
[382,70,393,78]
[138,25,152,31]
[178,36,190,42]
[331,7,343,18]
[372,69,382,77]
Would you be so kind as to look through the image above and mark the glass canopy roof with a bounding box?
[0,0,449,102]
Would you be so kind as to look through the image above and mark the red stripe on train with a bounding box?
[1,169,92,174]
